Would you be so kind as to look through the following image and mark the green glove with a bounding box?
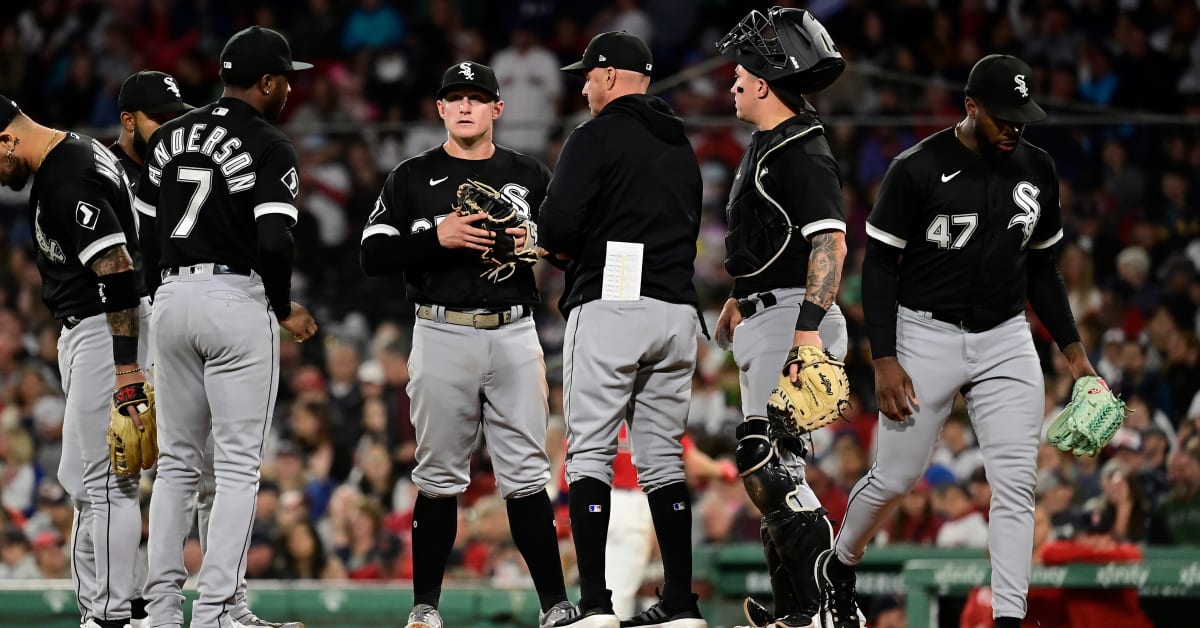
[1047,376,1127,457]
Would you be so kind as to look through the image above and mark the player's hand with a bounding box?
[113,367,149,430]
[506,226,528,250]
[715,298,742,349]
[787,330,823,383]
[437,212,495,251]
[874,356,917,422]
[281,302,318,343]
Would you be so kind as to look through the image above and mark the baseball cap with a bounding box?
[965,54,1047,124]
[436,61,500,101]
[561,31,653,76]
[220,26,313,77]
[0,94,21,131]
[118,71,193,115]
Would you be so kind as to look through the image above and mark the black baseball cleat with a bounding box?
[741,597,814,628]
[552,602,619,627]
[620,592,706,627]
[814,550,865,628]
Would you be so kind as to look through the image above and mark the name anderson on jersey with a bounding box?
[146,117,255,192]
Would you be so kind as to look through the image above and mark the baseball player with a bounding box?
[359,61,573,628]
[110,70,301,628]
[0,96,152,628]
[540,31,706,628]
[817,55,1101,628]
[135,26,317,628]
[712,9,850,628]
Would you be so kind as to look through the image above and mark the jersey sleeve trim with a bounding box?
[253,202,299,224]
[78,232,127,266]
[133,198,156,218]
[361,224,401,241]
[1029,228,1064,250]
[865,222,907,249]
[801,218,847,238]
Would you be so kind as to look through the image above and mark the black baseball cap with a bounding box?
[561,31,653,76]
[0,94,20,131]
[965,54,1047,124]
[220,26,313,77]
[118,71,193,115]
[436,61,500,101]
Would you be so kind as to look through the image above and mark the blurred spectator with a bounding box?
[1149,436,1200,545]
[1083,459,1150,543]
[933,483,988,548]
[878,479,941,546]
[0,426,37,518]
[276,519,346,580]
[342,0,405,52]
[491,24,563,158]
[931,414,985,480]
[0,527,38,579]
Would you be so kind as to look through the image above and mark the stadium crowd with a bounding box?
[1,0,1199,625]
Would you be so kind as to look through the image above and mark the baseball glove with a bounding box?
[453,179,538,282]
[1047,375,1126,457]
[766,345,851,444]
[107,381,158,477]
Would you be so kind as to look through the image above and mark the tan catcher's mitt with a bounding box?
[453,179,539,283]
[107,381,158,477]
[767,345,851,442]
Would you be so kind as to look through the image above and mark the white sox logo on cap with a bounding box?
[164,76,181,98]
[1013,74,1028,98]
[458,62,475,80]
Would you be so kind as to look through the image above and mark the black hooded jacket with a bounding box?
[539,94,701,315]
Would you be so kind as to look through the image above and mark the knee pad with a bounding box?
[737,418,800,515]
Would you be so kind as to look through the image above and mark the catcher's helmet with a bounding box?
[716,7,845,94]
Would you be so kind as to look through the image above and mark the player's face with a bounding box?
[730,65,756,122]
[132,111,181,160]
[0,134,30,191]
[438,88,501,141]
[582,67,614,117]
[972,101,1024,157]
[264,74,291,122]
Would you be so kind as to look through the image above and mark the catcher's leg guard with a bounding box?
[736,417,802,512]
[763,506,832,622]
[760,521,802,618]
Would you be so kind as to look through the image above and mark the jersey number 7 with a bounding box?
[171,167,213,238]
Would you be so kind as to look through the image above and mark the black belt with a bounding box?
[62,315,86,331]
[162,264,252,279]
[736,291,778,318]
[926,310,996,333]
[416,304,530,329]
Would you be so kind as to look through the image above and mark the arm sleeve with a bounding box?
[252,141,302,225]
[862,238,903,359]
[62,173,128,267]
[360,171,443,276]
[538,125,604,256]
[865,157,921,249]
[759,135,845,238]
[1027,247,1081,350]
[257,213,295,319]
[1029,158,1064,250]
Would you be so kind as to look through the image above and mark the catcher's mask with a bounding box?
[716,7,845,94]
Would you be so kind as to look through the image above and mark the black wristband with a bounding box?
[97,270,140,312]
[794,300,828,331]
[113,335,138,365]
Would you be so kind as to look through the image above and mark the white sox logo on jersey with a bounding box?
[409,183,531,233]
[1013,74,1029,98]
[34,204,66,263]
[458,63,475,80]
[1009,181,1040,248]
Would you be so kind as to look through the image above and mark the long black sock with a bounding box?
[568,477,611,608]
[995,618,1021,628]
[412,493,458,608]
[647,481,694,609]
[507,489,568,611]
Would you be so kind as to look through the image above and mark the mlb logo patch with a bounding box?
[672,502,686,511]
[588,504,603,513]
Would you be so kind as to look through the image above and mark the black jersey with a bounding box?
[866,128,1063,327]
[724,112,844,298]
[108,142,150,296]
[108,142,140,196]
[361,144,550,308]
[30,132,143,319]
[134,97,300,271]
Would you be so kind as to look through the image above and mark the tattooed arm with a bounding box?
[793,230,847,349]
[90,245,140,338]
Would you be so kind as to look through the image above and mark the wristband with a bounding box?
[113,335,138,365]
[794,300,828,332]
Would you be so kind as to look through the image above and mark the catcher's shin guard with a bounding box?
[736,417,804,512]
[760,520,803,619]
[762,507,832,621]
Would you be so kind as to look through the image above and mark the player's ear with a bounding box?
[492,99,504,120]
[120,112,136,133]
[435,98,448,120]
[965,96,977,120]
[259,74,273,96]
[756,77,769,99]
